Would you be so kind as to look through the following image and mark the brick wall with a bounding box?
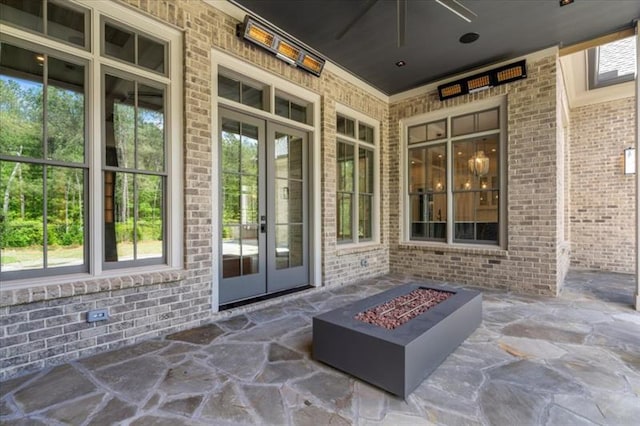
[0,0,389,380]
[569,96,636,273]
[388,55,563,296]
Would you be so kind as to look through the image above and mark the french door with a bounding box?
[219,108,309,304]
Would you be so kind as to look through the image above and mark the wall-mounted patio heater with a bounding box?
[237,16,326,77]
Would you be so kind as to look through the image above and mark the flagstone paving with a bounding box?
[1,270,639,425]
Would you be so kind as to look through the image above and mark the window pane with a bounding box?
[46,166,84,268]
[290,102,307,124]
[104,23,135,64]
[240,123,258,176]
[137,84,165,172]
[222,225,240,278]
[241,175,258,224]
[337,193,352,242]
[221,118,240,173]
[222,173,240,224]
[275,224,303,270]
[275,134,303,180]
[241,84,263,109]
[408,125,426,144]
[359,194,372,240]
[275,96,289,118]
[47,1,86,47]
[337,142,354,192]
[453,140,475,190]
[410,193,446,240]
[47,57,84,163]
[107,171,135,262]
[0,43,44,159]
[218,75,240,102]
[136,174,163,259]
[477,109,499,132]
[0,161,44,271]
[138,35,165,74]
[452,113,474,137]
[454,192,474,240]
[358,123,374,144]
[427,120,446,140]
[454,136,498,189]
[337,115,355,137]
[597,36,636,82]
[241,225,259,274]
[0,0,43,32]
[105,75,135,168]
[358,148,373,194]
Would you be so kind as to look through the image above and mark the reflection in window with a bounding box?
[337,142,354,242]
[104,73,165,266]
[221,118,260,278]
[0,42,87,277]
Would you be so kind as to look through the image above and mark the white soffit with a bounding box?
[560,49,635,109]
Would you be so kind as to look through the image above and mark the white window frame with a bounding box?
[0,0,183,288]
[400,96,507,249]
[335,104,380,248]
[211,48,322,311]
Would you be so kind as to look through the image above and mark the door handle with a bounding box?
[260,215,266,233]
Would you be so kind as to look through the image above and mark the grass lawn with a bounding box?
[1,240,163,271]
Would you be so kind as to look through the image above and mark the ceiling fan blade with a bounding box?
[336,0,380,40]
[435,0,477,23]
[397,0,406,48]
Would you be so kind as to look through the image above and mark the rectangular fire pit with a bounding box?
[312,283,482,398]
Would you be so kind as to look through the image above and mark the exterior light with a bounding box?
[625,147,636,174]
[237,16,325,77]
[468,150,489,176]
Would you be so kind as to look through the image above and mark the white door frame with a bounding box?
[210,48,322,311]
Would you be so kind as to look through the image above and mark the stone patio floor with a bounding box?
[1,270,639,425]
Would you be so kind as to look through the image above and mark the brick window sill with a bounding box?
[0,268,188,308]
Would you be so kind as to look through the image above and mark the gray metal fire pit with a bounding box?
[312,283,482,398]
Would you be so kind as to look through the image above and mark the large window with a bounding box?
[0,42,87,277]
[336,112,376,244]
[0,1,181,281]
[407,103,503,246]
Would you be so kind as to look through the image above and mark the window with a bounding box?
[588,35,636,90]
[102,20,166,74]
[0,42,87,278]
[407,104,503,246]
[218,74,265,110]
[103,73,166,268]
[0,0,89,49]
[0,1,181,281]
[336,112,376,244]
[275,94,308,124]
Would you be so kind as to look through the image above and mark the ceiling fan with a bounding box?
[336,0,477,48]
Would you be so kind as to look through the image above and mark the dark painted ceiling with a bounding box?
[232,0,639,95]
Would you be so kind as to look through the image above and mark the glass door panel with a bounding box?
[267,126,308,291]
[219,110,266,303]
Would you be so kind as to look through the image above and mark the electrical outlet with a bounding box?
[86,309,109,323]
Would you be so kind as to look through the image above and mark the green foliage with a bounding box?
[1,219,43,248]
[115,219,162,243]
